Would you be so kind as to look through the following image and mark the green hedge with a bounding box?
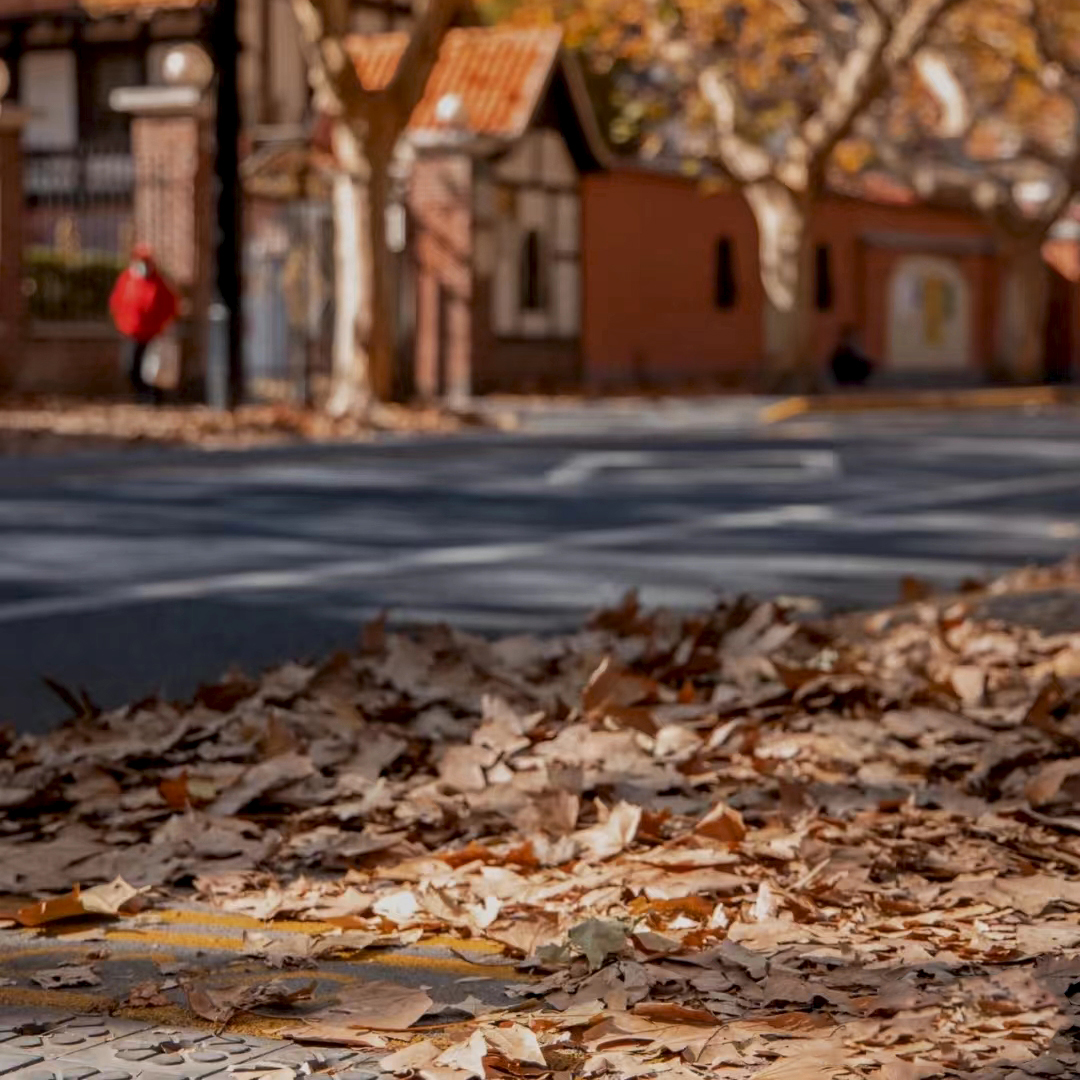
[24,248,127,322]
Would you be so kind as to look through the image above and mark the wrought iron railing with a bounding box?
[22,145,136,322]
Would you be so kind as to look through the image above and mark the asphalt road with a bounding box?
[4,400,1080,732]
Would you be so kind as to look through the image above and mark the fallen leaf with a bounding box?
[569,918,631,971]
[185,978,315,1025]
[208,753,315,816]
[378,1039,440,1074]
[31,964,100,989]
[81,877,141,915]
[433,1030,487,1078]
[695,802,747,843]
[122,980,173,1008]
[574,801,642,861]
[483,1023,546,1066]
[14,877,140,927]
[1026,758,1080,807]
[306,980,434,1030]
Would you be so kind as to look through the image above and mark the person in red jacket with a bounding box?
[109,244,179,404]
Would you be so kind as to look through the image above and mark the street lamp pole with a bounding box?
[210,0,243,408]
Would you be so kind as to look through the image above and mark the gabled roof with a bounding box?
[348,26,563,141]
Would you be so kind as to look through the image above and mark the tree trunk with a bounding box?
[329,166,367,414]
[327,125,398,413]
[366,142,397,403]
[745,180,818,392]
[998,239,1050,385]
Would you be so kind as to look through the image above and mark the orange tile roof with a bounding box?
[348,27,563,140]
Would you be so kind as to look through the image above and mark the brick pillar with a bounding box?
[113,87,213,398]
[0,106,28,383]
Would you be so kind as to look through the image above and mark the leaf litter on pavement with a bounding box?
[7,563,1080,1075]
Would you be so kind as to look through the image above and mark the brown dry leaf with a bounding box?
[900,575,933,603]
[432,1031,487,1077]
[31,964,101,989]
[278,1022,389,1048]
[306,980,434,1031]
[752,1054,847,1079]
[695,802,747,843]
[14,877,140,927]
[185,978,316,1025]
[574,801,642,861]
[208,753,315,816]
[482,1023,546,1066]
[11,557,1080,1075]
[81,877,141,915]
[632,1002,717,1025]
[122,980,173,1008]
[950,665,986,706]
[439,746,496,793]
[378,1040,440,1073]
[582,657,659,712]
[1025,758,1080,807]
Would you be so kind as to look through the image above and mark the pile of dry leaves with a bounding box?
[6,567,1080,1078]
[0,398,509,454]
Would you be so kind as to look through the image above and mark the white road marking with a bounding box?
[544,448,839,488]
[544,451,654,486]
[0,504,834,625]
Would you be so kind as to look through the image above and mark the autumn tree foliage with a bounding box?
[289,0,461,411]
[494,0,965,389]
[865,0,1080,382]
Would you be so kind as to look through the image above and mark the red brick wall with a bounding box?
[0,328,125,397]
[582,171,764,388]
[0,123,25,372]
[581,169,1040,387]
[470,282,581,394]
[407,154,474,399]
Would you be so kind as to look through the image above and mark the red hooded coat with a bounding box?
[109,264,179,344]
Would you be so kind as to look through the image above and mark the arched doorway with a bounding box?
[886,255,971,372]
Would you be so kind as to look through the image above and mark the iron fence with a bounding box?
[22,145,188,324]
[244,198,335,404]
[23,146,133,323]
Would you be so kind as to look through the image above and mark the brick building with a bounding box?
[583,170,1080,388]
[350,27,609,398]
[0,0,410,396]
[0,2,1077,397]
[353,25,1080,396]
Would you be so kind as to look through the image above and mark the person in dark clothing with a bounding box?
[829,325,874,387]
[109,244,179,404]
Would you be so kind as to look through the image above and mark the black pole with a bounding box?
[210,0,243,408]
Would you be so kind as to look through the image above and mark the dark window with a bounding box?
[81,50,142,144]
[715,237,737,309]
[520,230,546,311]
[815,243,834,311]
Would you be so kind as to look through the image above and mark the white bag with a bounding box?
[141,336,181,390]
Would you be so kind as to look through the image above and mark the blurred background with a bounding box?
[2,0,1080,729]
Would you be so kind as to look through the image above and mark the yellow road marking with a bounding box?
[102,930,524,980]
[134,911,503,954]
[0,987,109,1011]
[761,385,1080,423]
[0,946,175,963]
[760,397,810,423]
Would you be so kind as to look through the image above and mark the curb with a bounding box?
[760,385,1080,423]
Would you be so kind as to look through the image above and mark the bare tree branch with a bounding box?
[698,67,775,184]
[387,0,463,123]
[290,0,373,120]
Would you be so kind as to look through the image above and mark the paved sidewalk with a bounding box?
[0,1008,377,1080]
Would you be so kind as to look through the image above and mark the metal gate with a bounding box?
[244,197,334,405]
